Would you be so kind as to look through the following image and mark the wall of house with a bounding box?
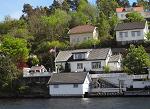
[69,60,107,72]
[117,12,130,20]
[49,84,83,96]
[108,62,121,71]
[82,75,91,93]
[116,29,146,43]
[70,32,96,45]
[133,81,150,88]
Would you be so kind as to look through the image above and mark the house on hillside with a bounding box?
[23,65,51,84]
[116,6,150,20]
[55,48,122,73]
[68,25,99,46]
[48,72,91,97]
[115,21,149,45]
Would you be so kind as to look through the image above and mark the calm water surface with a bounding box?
[0,97,150,109]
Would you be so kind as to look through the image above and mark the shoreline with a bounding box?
[1,94,150,99]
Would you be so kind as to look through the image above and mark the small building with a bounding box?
[68,25,99,46]
[48,72,91,97]
[115,21,149,45]
[23,65,51,84]
[108,54,122,71]
[55,48,122,72]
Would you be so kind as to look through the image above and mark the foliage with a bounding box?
[28,55,39,67]
[76,39,100,49]
[0,56,21,93]
[104,65,110,73]
[48,41,69,50]
[123,45,150,74]
[97,11,111,42]
[146,32,150,41]
[0,36,29,62]
[96,0,119,18]
[126,12,145,22]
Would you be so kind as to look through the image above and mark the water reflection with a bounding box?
[0,97,150,109]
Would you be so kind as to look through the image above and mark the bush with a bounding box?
[75,39,100,49]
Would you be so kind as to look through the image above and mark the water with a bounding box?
[0,97,150,109]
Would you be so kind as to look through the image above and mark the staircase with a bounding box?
[90,78,126,95]
[97,78,118,88]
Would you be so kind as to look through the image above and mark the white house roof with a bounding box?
[48,72,87,85]
[115,22,146,31]
[55,48,110,62]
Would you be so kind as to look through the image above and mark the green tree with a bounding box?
[97,11,111,42]
[28,55,39,67]
[96,0,119,18]
[123,45,150,74]
[0,36,29,63]
[126,12,145,22]
[0,56,21,93]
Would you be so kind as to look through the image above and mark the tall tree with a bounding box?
[97,11,111,42]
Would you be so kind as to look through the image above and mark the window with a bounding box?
[77,63,83,69]
[73,84,78,88]
[74,53,85,60]
[137,31,141,36]
[53,85,59,88]
[131,31,135,37]
[92,62,101,69]
[131,31,141,37]
[119,32,128,38]
[76,38,80,42]
[125,32,128,37]
[119,32,123,38]
[84,37,87,40]
[121,14,124,18]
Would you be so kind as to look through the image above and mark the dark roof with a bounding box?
[88,48,110,60]
[55,48,110,62]
[111,48,127,54]
[68,25,95,34]
[109,55,122,62]
[115,22,146,31]
[48,72,87,85]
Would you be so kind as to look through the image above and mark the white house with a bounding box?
[116,6,150,20]
[55,48,122,72]
[48,72,91,97]
[108,54,122,71]
[68,25,99,46]
[115,21,149,45]
[23,65,51,83]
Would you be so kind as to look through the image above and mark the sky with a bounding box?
[0,0,136,21]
